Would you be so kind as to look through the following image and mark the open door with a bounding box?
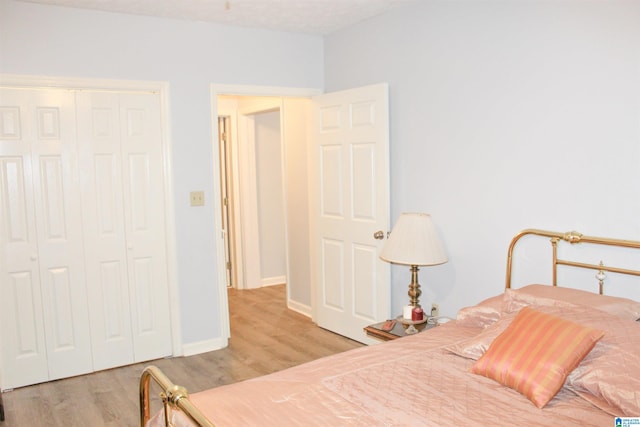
[310,83,390,344]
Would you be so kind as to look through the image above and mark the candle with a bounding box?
[402,305,413,320]
[412,306,424,321]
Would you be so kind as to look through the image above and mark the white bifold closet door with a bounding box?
[0,87,171,390]
[0,88,93,387]
[77,92,171,370]
[76,91,171,371]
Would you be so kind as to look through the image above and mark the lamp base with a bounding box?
[405,324,419,334]
[408,265,421,307]
[396,315,429,333]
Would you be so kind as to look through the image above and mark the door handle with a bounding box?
[373,230,385,240]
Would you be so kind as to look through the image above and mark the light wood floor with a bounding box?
[1,285,363,426]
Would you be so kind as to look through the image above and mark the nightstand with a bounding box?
[364,318,436,341]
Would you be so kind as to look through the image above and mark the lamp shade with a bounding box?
[379,213,448,266]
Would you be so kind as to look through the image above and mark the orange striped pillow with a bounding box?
[471,306,604,408]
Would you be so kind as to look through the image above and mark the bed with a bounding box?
[140,229,640,426]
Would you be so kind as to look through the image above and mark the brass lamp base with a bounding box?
[408,264,421,307]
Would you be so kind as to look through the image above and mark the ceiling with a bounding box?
[19,0,416,35]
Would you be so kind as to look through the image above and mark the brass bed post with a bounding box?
[505,229,564,289]
[551,237,559,287]
[140,365,216,427]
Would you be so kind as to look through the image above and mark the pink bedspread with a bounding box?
[149,321,618,426]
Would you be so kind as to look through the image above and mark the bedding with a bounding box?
[149,324,614,426]
[143,229,640,427]
[147,286,640,426]
[451,293,640,416]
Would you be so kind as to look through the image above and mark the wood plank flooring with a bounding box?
[1,285,363,426]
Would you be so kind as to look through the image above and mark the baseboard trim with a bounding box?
[287,299,312,318]
[181,337,228,357]
[261,276,286,287]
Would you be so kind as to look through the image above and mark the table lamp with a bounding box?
[379,213,448,308]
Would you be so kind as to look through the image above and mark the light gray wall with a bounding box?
[0,0,323,346]
[282,98,313,311]
[4,0,639,343]
[325,0,640,315]
[255,110,287,283]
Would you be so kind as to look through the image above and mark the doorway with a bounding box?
[211,84,391,345]
[210,85,319,343]
[217,96,287,292]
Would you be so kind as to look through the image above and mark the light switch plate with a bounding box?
[190,191,205,206]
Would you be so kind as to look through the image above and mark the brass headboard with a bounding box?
[505,229,640,294]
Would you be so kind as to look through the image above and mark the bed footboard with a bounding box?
[139,365,215,427]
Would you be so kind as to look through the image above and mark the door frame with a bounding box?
[0,74,182,357]
[209,84,321,341]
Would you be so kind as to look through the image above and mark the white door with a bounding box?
[218,116,235,288]
[311,83,390,343]
[76,92,134,370]
[0,88,92,388]
[118,93,172,362]
[76,91,172,366]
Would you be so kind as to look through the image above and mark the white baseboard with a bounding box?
[181,337,228,357]
[261,275,286,287]
[287,299,312,318]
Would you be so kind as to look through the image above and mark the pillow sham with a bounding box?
[470,307,604,408]
[455,295,502,329]
[447,311,515,360]
[566,326,640,416]
[503,284,640,321]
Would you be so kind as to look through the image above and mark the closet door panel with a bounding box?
[0,89,92,388]
[1,271,47,389]
[120,94,171,362]
[0,93,47,389]
[30,90,92,381]
[76,92,134,371]
[0,155,36,268]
